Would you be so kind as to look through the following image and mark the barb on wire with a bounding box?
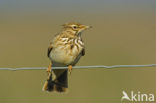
[0,64,156,71]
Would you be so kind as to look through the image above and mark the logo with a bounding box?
[121,91,154,102]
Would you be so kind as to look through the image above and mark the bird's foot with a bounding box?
[68,65,72,75]
[46,63,52,74]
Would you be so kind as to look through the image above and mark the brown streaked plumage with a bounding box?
[42,22,91,93]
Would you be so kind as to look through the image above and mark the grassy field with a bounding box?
[0,0,156,103]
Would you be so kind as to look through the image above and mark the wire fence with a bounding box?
[0,64,156,71]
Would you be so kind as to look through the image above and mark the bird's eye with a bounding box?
[73,26,77,29]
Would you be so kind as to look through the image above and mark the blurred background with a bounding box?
[0,0,156,103]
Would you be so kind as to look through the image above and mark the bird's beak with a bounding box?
[81,25,92,30]
[86,25,92,29]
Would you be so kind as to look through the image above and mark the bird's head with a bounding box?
[62,22,91,35]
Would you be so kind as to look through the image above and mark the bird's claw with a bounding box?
[68,65,72,75]
[46,63,52,74]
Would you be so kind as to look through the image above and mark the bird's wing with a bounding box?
[47,42,53,57]
[81,48,85,56]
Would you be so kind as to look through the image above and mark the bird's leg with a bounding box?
[46,62,52,74]
[68,65,72,75]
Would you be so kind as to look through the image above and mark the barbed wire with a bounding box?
[0,64,156,71]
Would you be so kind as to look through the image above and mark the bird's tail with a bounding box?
[42,70,68,93]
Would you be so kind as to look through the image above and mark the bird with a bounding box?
[121,91,131,101]
[42,22,91,93]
